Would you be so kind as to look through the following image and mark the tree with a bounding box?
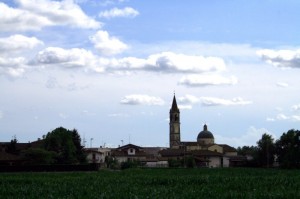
[44,127,86,164]
[6,136,18,155]
[22,148,56,165]
[257,133,275,167]
[71,129,86,163]
[275,129,300,168]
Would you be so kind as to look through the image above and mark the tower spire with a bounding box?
[169,94,180,149]
[171,93,179,112]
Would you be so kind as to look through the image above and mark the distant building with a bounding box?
[111,144,168,167]
[160,95,241,167]
[84,148,105,164]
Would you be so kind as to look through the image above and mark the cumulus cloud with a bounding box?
[178,74,238,87]
[0,34,43,54]
[0,57,27,77]
[200,97,252,106]
[31,47,105,72]
[107,52,226,73]
[176,94,251,109]
[29,47,227,76]
[99,7,139,19]
[178,94,200,104]
[0,0,100,32]
[257,49,300,69]
[120,94,165,106]
[90,30,128,56]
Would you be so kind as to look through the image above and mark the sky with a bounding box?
[1,0,300,148]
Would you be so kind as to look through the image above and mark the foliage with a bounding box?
[6,137,18,155]
[1,168,300,198]
[120,160,143,170]
[256,133,275,167]
[21,148,56,165]
[168,158,183,168]
[105,156,119,169]
[44,127,86,164]
[275,129,300,168]
[184,156,196,168]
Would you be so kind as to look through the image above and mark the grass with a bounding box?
[0,168,300,198]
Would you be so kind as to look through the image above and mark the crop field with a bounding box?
[0,168,300,198]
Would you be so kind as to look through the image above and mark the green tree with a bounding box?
[22,148,56,165]
[44,127,86,164]
[257,133,275,167]
[275,129,300,168]
[71,129,86,163]
[237,145,259,167]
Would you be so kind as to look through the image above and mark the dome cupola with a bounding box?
[197,124,214,144]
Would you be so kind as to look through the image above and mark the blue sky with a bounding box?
[1,0,300,148]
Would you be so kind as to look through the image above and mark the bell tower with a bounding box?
[169,94,181,149]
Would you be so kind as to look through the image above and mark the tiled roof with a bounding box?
[112,150,148,157]
[117,144,143,150]
[219,144,237,152]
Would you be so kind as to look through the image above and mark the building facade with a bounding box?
[160,95,240,167]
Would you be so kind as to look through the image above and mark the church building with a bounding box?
[160,95,241,167]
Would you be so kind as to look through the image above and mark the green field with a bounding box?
[0,168,300,198]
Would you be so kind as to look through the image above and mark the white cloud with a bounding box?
[0,57,27,77]
[200,97,252,106]
[178,94,200,104]
[177,95,251,109]
[0,34,44,77]
[0,0,100,32]
[178,74,238,87]
[120,94,165,106]
[178,105,192,110]
[31,47,105,72]
[216,126,275,147]
[0,2,52,32]
[99,7,139,19]
[257,49,300,69]
[0,34,43,54]
[267,113,300,122]
[90,30,128,56]
[276,82,289,88]
[108,52,226,73]
[292,104,300,111]
[29,46,227,75]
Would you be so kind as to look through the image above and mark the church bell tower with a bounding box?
[169,94,181,149]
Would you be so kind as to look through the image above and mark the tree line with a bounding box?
[6,127,86,165]
[237,129,300,168]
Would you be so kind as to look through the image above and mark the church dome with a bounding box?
[197,124,214,140]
